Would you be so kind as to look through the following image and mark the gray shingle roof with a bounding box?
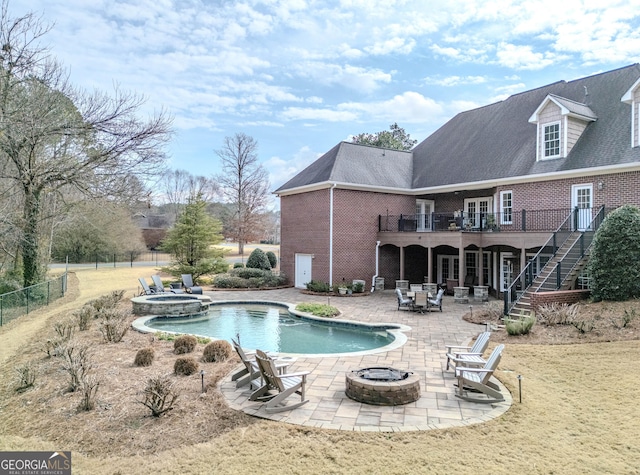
[275,142,412,192]
[276,64,640,194]
[412,63,640,188]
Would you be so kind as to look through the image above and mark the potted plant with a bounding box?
[486,214,499,231]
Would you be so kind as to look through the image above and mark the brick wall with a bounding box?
[497,170,640,212]
[280,190,331,284]
[530,290,591,309]
[280,188,413,286]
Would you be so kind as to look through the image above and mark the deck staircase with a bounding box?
[504,206,606,318]
[508,231,593,317]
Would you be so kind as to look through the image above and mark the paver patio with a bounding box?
[215,287,511,432]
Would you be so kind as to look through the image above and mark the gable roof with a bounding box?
[276,64,640,195]
[528,94,597,123]
[275,141,413,194]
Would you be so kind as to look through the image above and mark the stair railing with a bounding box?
[539,205,607,292]
[503,209,576,315]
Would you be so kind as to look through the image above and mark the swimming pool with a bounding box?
[133,301,408,356]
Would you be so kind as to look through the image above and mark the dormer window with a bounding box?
[529,94,596,161]
[544,122,560,158]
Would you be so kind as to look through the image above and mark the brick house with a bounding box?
[275,64,640,307]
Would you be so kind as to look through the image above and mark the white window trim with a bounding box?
[463,197,493,229]
[500,252,516,292]
[526,253,552,277]
[635,102,639,148]
[415,199,435,232]
[541,121,561,160]
[500,190,512,225]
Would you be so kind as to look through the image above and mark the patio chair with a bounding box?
[409,284,423,292]
[464,274,479,292]
[455,344,505,404]
[230,338,290,389]
[427,288,445,312]
[151,275,184,294]
[181,274,203,294]
[445,331,491,370]
[138,277,157,295]
[445,279,457,296]
[250,350,310,413]
[396,288,413,311]
[413,291,428,313]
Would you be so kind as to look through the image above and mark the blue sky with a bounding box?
[16,0,640,202]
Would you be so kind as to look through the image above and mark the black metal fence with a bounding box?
[51,251,171,268]
[0,273,67,326]
[379,208,578,233]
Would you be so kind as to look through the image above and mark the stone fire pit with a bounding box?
[345,367,420,406]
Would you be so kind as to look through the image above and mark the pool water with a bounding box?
[145,303,395,354]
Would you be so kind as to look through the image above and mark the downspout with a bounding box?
[329,183,337,286]
[371,240,381,292]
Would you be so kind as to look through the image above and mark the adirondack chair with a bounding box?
[454,344,505,404]
[396,288,413,311]
[445,331,491,370]
[138,277,157,295]
[230,339,290,389]
[151,275,184,294]
[249,350,310,413]
[427,288,445,312]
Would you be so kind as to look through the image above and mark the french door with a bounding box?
[415,199,434,231]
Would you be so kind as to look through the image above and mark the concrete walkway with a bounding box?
[216,288,511,432]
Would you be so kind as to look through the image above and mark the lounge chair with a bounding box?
[138,277,157,295]
[427,288,445,312]
[445,331,491,370]
[455,344,505,404]
[181,274,203,294]
[249,349,310,413]
[230,338,290,389]
[396,288,413,311]
[151,275,184,294]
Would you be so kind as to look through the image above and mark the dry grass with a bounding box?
[1,267,639,474]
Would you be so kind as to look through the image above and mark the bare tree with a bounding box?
[0,3,172,286]
[215,133,270,255]
[158,169,218,222]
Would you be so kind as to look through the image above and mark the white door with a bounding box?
[500,252,515,292]
[294,254,313,288]
[415,199,434,231]
[572,184,593,231]
[437,255,459,284]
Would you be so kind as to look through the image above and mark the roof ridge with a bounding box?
[546,93,589,106]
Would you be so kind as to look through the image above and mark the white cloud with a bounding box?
[280,107,360,122]
[365,37,416,56]
[294,63,392,93]
[423,75,488,87]
[265,146,321,189]
[338,91,445,124]
[495,43,558,70]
